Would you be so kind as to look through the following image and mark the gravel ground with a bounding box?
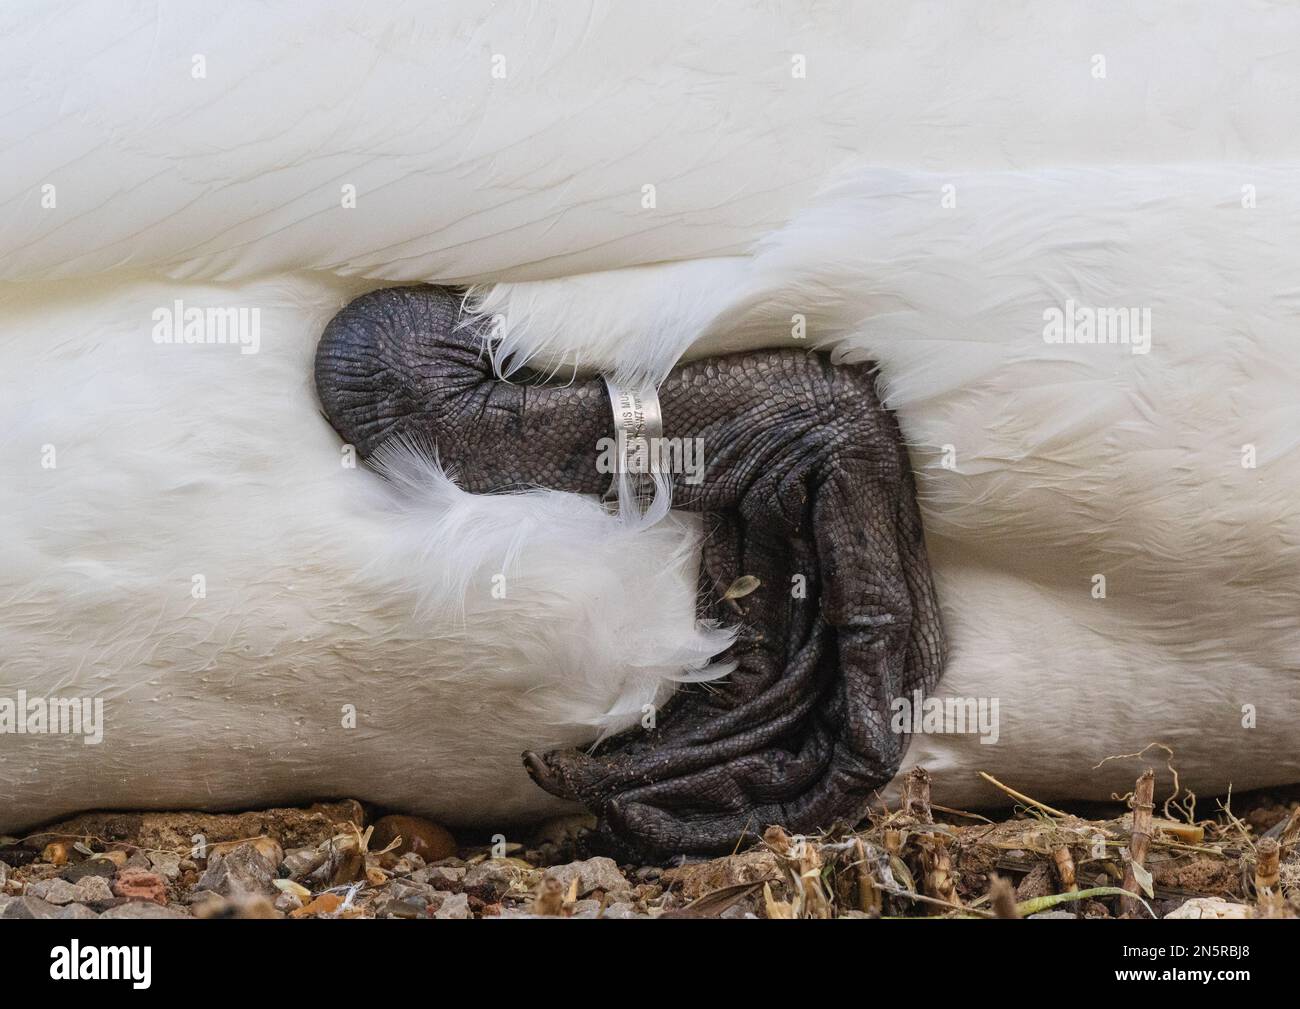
[3,775,1297,920]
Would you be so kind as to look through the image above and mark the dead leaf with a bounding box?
[762,882,796,919]
[661,879,774,919]
[1130,861,1155,899]
[290,892,344,918]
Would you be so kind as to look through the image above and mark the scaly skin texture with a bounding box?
[315,286,946,859]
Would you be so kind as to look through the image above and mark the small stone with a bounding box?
[1164,896,1252,920]
[24,878,77,903]
[74,875,116,905]
[410,865,466,890]
[211,836,283,869]
[1027,910,1077,919]
[59,859,118,883]
[433,892,471,919]
[568,898,604,918]
[196,844,276,898]
[99,902,191,919]
[26,876,113,906]
[3,895,65,919]
[147,850,182,881]
[390,853,426,875]
[56,903,101,920]
[370,815,457,862]
[544,857,631,898]
[462,859,525,902]
[113,869,169,905]
[273,891,303,914]
[635,866,662,883]
[372,881,439,919]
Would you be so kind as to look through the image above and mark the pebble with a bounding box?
[55,903,101,920]
[196,844,276,898]
[370,815,457,862]
[433,892,471,920]
[99,902,191,919]
[461,860,518,902]
[570,899,642,919]
[211,837,283,869]
[372,880,439,919]
[147,850,182,881]
[273,891,303,914]
[1027,910,1077,919]
[113,869,169,905]
[59,858,118,883]
[2,895,67,919]
[544,857,631,898]
[26,875,115,907]
[1164,896,1252,920]
[409,865,466,890]
[389,853,426,875]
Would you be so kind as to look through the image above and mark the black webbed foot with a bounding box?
[317,286,946,860]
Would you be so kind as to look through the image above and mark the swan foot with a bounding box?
[316,285,946,860]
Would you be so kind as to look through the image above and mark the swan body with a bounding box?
[3,1,1300,837]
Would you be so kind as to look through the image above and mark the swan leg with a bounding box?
[316,286,945,858]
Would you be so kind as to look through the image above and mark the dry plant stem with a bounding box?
[903,766,959,911]
[926,838,961,911]
[1278,806,1300,850]
[1053,845,1078,893]
[903,767,933,822]
[1121,769,1155,918]
[854,838,881,915]
[1254,837,1281,917]
[978,772,1068,818]
[532,876,565,916]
